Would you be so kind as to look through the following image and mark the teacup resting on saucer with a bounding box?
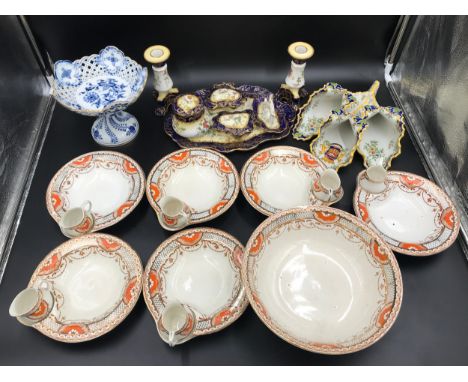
[312,169,344,204]
[59,201,94,238]
[9,283,54,327]
[359,165,387,194]
[158,196,192,231]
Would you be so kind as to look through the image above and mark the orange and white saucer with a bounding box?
[146,148,240,227]
[354,170,460,256]
[240,146,343,216]
[23,233,142,342]
[143,228,248,343]
[46,151,145,232]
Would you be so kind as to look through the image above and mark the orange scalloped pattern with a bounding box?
[38,253,61,276]
[177,232,203,246]
[371,239,389,264]
[210,200,228,215]
[71,154,92,168]
[123,277,138,305]
[123,159,138,174]
[314,210,339,223]
[98,237,121,252]
[441,207,455,230]
[253,151,270,164]
[170,150,189,162]
[51,192,62,211]
[249,233,264,256]
[219,158,233,173]
[149,270,159,297]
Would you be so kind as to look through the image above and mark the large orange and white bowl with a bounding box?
[242,206,403,354]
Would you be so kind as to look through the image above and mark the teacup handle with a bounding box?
[81,200,92,213]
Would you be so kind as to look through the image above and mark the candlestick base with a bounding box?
[154,88,180,117]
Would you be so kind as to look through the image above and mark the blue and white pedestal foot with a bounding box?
[91,111,139,146]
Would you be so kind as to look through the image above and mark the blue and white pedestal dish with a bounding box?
[53,46,148,146]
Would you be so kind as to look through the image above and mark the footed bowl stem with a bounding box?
[91,110,139,146]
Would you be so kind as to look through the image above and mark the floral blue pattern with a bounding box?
[52,46,147,146]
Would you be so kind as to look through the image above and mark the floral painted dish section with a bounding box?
[354,171,460,256]
[27,233,142,343]
[143,228,249,337]
[241,146,341,215]
[46,151,145,232]
[242,206,403,355]
[163,84,296,153]
[146,148,240,225]
[292,82,355,140]
[356,106,406,169]
[310,110,360,171]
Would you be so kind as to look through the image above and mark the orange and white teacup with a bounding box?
[59,200,94,238]
[9,283,54,326]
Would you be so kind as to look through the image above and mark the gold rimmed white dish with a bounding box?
[242,205,403,354]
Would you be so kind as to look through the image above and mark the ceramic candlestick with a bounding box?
[280,42,314,101]
[144,45,179,116]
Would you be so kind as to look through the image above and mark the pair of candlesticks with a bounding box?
[143,42,314,113]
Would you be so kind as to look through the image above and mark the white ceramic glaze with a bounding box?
[242,206,403,354]
[143,228,248,342]
[20,233,143,342]
[241,146,343,216]
[354,171,460,256]
[172,112,210,138]
[146,148,240,226]
[46,151,145,232]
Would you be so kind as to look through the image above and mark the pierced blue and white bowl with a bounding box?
[53,46,148,146]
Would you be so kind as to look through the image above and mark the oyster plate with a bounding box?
[26,233,142,342]
[146,148,240,225]
[46,151,145,231]
[242,206,403,354]
[143,228,249,338]
[241,146,343,216]
[163,84,296,153]
[354,171,460,256]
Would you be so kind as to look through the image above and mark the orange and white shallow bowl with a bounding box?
[242,206,403,355]
[143,228,249,338]
[46,151,145,231]
[241,146,340,216]
[146,148,240,225]
[354,171,460,256]
[27,233,143,343]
